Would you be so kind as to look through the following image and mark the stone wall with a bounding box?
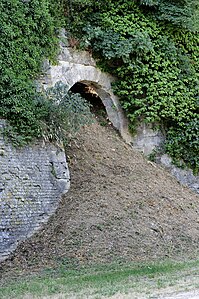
[41,43,198,195]
[41,40,164,153]
[132,122,164,156]
[0,120,70,261]
[160,154,199,195]
[40,39,133,145]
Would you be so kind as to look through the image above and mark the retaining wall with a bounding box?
[0,120,70,261]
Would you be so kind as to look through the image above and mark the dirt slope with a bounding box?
[1,122,199,273]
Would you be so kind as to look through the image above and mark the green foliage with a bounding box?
[0,0,64,145]
[1,0,198,171]
[66,0,199,172]
[0,0,96,148]
[3,82,94,146]
[139,0,199,31]
[166,118,199,173]
[40,82,94,144]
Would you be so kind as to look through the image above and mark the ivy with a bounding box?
[166,118,199,173]
[1,0,198,172]
[139,0,199,32]
[67,0,199,172]
[0,0,64,144]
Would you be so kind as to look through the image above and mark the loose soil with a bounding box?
[1,121,199,276]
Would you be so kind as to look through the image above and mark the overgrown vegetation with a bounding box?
[0,0,60,144]
[66,0,199,172]
[40,82,93,145]
[139,0,199,31]
[0,0,93,146]
[0,0,198,171]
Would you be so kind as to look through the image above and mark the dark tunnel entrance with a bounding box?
[70,82,109,126]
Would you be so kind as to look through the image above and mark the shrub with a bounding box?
[40,82,94,145]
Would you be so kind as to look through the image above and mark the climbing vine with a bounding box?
[66,0,199,172]
[0,0,63,144]
[1,0,198,171]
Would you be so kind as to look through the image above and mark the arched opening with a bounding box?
[70,82,110,126]
[47,47,133,144]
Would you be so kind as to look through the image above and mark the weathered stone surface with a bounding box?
[43,46,165,153]
[160,154,199,195]
[132,122,164,155]
[39,42,165,154]
[0,120,70,261]
[40,46,133,145]
[41,44,198,195]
